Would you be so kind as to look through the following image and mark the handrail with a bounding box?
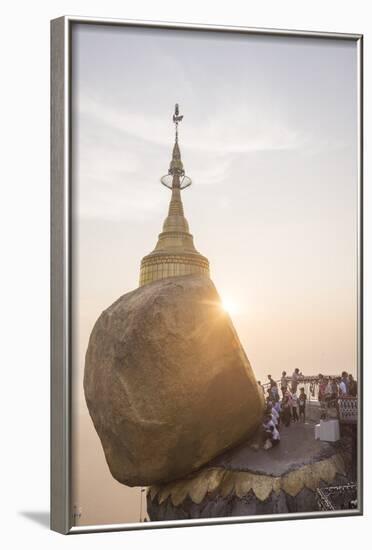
[261,375,357,402]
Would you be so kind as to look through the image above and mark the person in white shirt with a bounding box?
[291,368,301,393]
[274,400,281,428]
[339,378,347,396]
[272,409,279,424]
[262,412,280,448]
[269,404,279,428]
[271,424,280,443]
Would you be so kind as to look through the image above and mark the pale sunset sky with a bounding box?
[70,23,358,526]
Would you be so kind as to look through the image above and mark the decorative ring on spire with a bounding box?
[160,174,192,190]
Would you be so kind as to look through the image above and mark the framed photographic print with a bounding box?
[51,16,363,534]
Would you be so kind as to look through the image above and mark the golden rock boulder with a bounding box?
[84,274,264,486]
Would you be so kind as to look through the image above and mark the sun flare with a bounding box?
[220,297,239,316]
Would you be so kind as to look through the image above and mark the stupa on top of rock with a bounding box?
[84,103,265,488]
[139,104,209,286]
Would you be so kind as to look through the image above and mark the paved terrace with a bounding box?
[208,420,339,477]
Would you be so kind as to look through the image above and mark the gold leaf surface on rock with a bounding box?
[84,275,264,486]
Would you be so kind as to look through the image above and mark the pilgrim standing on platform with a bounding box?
[298,387,307,422]
[280,371,288,397]
[291,392,299,422]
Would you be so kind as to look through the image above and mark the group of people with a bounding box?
[318,372,357,405]
[259,369,307,450]
[258,369,357,449]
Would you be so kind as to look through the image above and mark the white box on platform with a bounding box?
[315,424,320,440]
[319,419,340,442]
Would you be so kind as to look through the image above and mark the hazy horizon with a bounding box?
[71,23,358,526]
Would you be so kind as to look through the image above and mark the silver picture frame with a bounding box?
[51,15,363,534]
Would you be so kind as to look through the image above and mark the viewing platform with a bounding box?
[147,417,355,520]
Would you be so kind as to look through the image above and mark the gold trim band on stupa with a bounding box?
[139,105,210,287]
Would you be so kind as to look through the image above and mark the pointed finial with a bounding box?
[161,104,191,190]
[173,103,184,124]
[173,103,183,142]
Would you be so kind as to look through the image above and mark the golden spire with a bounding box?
[139,105,210,286]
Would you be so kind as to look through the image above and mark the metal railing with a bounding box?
[261,376,358,423]
[316,484,357,511]
[338,397,358,424]
[262,376,326,401]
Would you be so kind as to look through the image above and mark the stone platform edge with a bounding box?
[148,453,346,506]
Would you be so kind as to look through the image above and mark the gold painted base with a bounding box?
[139,253,209,286]
[148,454,346,506]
